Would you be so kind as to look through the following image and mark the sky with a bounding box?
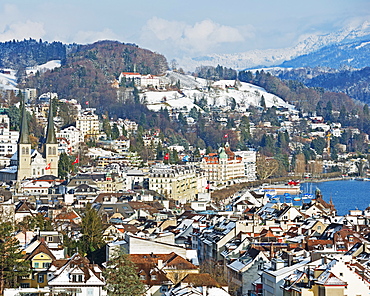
[1,0,370,63]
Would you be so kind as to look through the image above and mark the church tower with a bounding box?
[44,99,59,176]
[17,99,31,181]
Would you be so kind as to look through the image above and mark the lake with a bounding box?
[303,179,370,215]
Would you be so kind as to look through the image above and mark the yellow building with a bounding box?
[20,241,56,288]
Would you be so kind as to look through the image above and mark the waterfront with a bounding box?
[303,179,370,215]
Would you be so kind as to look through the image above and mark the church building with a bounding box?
[0,99,59,182]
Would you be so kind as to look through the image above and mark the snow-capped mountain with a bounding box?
[178,21,370,70]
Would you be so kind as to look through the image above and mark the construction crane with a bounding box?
[326,131,332,156]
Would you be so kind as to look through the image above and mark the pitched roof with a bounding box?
[24,240,57,261]
[181,273,224,287]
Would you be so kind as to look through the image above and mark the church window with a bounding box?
[22,147,25,155]
[48,147,52,155]
[26,147,29,154]
[53,147,56,155]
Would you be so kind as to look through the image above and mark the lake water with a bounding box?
[303,179,370,215]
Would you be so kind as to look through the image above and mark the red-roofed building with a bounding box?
[200,143,245,185]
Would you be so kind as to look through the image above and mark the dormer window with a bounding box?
[71,274,84,282]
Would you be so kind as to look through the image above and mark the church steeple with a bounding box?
[44,98,59,177]
[18,99,30,144]
[45,98,57,144]
[17,99,31,181]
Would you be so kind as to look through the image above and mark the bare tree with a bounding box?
[256,154,279,180]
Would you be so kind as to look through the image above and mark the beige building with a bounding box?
[76,108,100,140]
[149,164,203,204]
[200,143,246,185]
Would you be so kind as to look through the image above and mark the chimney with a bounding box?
[158,259,163,269]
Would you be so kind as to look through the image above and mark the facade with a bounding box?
[200,143,246,185]
[17,99,58,181]
[148,164,202,204]
[76,108,100,140]
[118,72,161,88]
[20,88,37,103]
[0,99,59,182]
[48,253,106,296]
[56,125,83,153]
[0,114,19,157]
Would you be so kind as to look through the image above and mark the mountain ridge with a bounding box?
[178,21,370,71]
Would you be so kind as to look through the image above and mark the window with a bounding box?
[38,274,44,283]
[34,262,39,268]
[151,274,157,280]
[47,236,53,242]
[43,262,51,268]
[78,274,83,282]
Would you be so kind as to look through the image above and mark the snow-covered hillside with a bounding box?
[0,60,62,92]
[25,60,61,76]
[142,72,295,112]
[178,21,370,70]
[0,69,18,91]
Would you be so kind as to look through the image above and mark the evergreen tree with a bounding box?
[58,152,73,179]
[170,149,179,164]
[103,251,145,296]
[0,221,30,294]
[156,142,164,160]
[7,105,20,131]
[111,123,120,140]
[260,95,266,109]
[80,203,104,257]
[239,115,251,143]
[102,116,112,139]
[17,213,53,231]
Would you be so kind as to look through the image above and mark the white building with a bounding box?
[20,88,37,103]
[0,114,19,157]
[56,125,83,153]
[76,108,99,140]
[48,253,106,296]
[236,150,257,181]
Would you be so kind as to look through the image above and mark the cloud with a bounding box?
[0,20,45,42]
[141,17,244,55]
[72,28,119,44]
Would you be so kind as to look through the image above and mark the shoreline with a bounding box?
[301,176,352,183]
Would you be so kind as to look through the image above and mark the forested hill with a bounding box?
[21,40,168,111]
[0,39,66,69]
[276,67,370,105]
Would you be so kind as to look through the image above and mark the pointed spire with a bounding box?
[45,98,57,144]
[18,98,30,144]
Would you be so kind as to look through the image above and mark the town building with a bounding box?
[0,114,19,157]
[148,164,204,204]
[76,108,100,140]
[200,143,247,185]
[0,99,59,182]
